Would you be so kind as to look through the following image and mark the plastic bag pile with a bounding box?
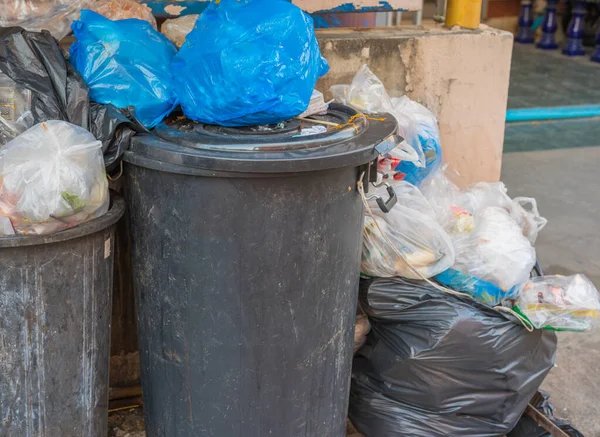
[338,66,600,437]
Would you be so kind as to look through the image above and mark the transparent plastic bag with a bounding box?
[0,0,92,40]
[0,121,109,235]
[445,207,537,305]
[361,182,455,279]
[161,14,199,48]
[391,96,443,186]
[515,275,600,331]
[0,111,34,146]
[330,65,425,168]
[91,0,157,28]
[421,170,547,244]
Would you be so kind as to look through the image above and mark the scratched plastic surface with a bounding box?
[0,197,123,437]
[122,109,399,436]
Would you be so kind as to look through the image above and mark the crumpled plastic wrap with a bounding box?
[172,0,329,126]
[447,206,537,304]
[515,274,600,331]
[70,10,177,128]
[361,181,455,279]
[91,0,157,29]
[160,14,199,48]
[419,171,541,305]
[391,96,443,186]
[421,171,547,244]
[331,65,426,169]
[0,0,92,40]
[0,121,109,235]
[350,277,557,437]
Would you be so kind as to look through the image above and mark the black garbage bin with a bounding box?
[0,195,124,436]
[124,105,399,437]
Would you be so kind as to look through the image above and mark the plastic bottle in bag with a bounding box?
[0,121,109,235]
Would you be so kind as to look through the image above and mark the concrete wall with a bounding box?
[316,25,514,187]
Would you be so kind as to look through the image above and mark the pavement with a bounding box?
[502,146,600,437]
[503,42,600,437]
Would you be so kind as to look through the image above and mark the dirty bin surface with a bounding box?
[124,105,398,437]
[0,196,124,437]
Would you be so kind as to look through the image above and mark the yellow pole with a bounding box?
[445,0,482,29]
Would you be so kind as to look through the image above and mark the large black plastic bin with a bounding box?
[0,195,125,436]
[124,106,398,437]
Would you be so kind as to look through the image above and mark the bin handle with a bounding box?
[365,181,397,213]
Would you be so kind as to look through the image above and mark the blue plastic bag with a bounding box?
[70,10,178,128]
[171,0,330,127]
[435,268,520,307]
[391,97,442,186]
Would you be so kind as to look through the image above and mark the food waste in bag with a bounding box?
[0,121,109,235]
[515,274,600,331]
[361,181,455,279]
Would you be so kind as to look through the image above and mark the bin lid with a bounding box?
[124,104,400,174]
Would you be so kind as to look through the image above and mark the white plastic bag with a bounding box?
[0,0,92,40]
[516,275,600,331]
[330,65,425,168]
[451,206,537,293]
[0,121,109,235]
[361,182,455,279]
[92,0,157,29]
[421,170,548,244]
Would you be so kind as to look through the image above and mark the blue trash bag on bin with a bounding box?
[171,0,330,127]
[70,10,178,128]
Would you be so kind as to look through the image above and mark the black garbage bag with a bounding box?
[0,27,142,173]
[350,277,557,437]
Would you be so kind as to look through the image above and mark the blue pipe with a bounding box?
[506,105,600,122]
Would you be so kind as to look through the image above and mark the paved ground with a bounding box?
[504,43,600,437]
[502,147,600,437]
[508,44,600,110]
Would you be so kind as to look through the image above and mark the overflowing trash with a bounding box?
[91,0,157,28]
[70,10,178,128]
[514,274,600,331]
[361,181,455,279]
[0,121,109,235]
[171,0,329,126]
[0,27,140,173]
[0,0,90,40]
[331,65,430,170]
[350,277,557,437]
[335,64,598,437]
[161,14,199,48]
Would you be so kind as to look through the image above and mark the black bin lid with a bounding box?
[125,104,400,174]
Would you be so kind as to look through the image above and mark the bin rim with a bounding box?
[124,105,399,174]
[0,192,125,248]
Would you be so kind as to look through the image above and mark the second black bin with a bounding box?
[124,105,398,437]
